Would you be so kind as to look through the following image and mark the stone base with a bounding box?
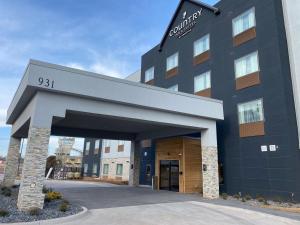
[129,141,140,186]
[3,137,21,187]
[202,146,219,199]
[17,127,50,211]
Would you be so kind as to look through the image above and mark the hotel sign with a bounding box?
[169,8,203,39]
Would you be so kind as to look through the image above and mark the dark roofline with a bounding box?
[159,0,220,51]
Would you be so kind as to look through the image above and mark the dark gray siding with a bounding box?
[82,138,102,177]
[141,0,300,201]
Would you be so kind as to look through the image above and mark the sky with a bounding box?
[0,0,219,157]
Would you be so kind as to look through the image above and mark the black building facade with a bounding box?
[141,0,300,201]
[82,138,102,177]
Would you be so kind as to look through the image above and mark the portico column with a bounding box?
[2,136,21,187]
[129,141,140,186]
[201,122,219,199]
[17,125,51,211]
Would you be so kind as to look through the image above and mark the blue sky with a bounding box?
[0,0,219,157]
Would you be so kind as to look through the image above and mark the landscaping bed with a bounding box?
[221,193,300,213]
[0,185,83,223]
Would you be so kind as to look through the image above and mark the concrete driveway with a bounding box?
[42,180,300,225]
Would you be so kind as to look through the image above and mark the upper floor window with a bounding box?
[168,84,178,92]
[118,140,125,152]
[85,141,90,155]
[233,8,256,36]
[194,71,211,93]
[95,139,100,154]
[145,67,154,82]
[194,34,210,57]
[103,140,111,153]
[235,51,259,78]
[166,52,178,71]
[238,99,264,124]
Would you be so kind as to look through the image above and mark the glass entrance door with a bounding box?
[159,160,179,192]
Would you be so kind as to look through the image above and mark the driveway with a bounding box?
[43,180,300,225]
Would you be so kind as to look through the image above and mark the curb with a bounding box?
[5,206,88,225]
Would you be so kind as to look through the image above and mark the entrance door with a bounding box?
[159,160,179,192]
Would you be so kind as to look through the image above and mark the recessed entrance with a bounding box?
[159,160,179,192]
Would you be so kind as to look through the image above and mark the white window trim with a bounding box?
[232,7,256,37]
[166,52,179,71]
[237,98,264,125]
[193,34,210,57]
[234,51,260,78]
[194,71,211,93]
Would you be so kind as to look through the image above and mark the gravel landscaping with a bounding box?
[0,185,83,223]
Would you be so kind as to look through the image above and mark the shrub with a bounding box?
[233,194,240,200]
[63,199,70,205]
[241,197,246,202]
[221,193,228,200]
[244,194,252,201]
[28,207,41,216]
[273,196,282,203]
[1,187,12,197]
[42,186,53,194]
[256,195,265,203]
[263,199,270,205]
[59,202,69,212]
[45,191,62,202]
[0,209,9,217]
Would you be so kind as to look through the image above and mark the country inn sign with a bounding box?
[2,0,300,212]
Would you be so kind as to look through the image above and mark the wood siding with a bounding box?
[195,88,211,98]
[166,67,178,79]
[233,27,256,46]
[146,79,154,85]
[193,51,210,66]
[236,72,260,90]
[155,137,202,193]
[239,121,265,137]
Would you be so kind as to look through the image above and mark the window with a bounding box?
[168,84,178,92]
[95,139,100,154]
[235,52,259,78]
[103,164,109,175]
[166,52,178,71]
[238,99,264,124]
[145,67,154,82]
[233,8,256,36]
[84,164,88,173]
[103,140,111,153]
[194,71,211,93]
[118,140,125,152]
[93,163,98,174]
[85,142,90,155]
[194,34,210,57]
[116,164,123,176]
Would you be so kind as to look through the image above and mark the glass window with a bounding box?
[95,140,100,154]
[85,142,90,155]
[235,51,259,78]
[238,99,264,124]
[166,52,178,71]
[168,84,178,92]
[233,8,256,36]
[145,67,154,82]
[103,164,109,175]
[116,164,123,176]
[194,71,211,93]
[84,164,88,173]
[93,163,98,174]
[194,34,210,57]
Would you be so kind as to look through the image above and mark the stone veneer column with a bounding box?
[17,127,51,211]
[201,123,219,199]
[2,137,21,186]
[129,141,140,186]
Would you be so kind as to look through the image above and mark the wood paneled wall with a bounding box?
[155,137,203,194]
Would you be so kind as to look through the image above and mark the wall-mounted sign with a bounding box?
[169,8,203,39]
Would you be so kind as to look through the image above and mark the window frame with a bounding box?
[193,34,210,57]
[237,98,264,125]
[194,71,211,93]
[116,164,123,176]
[232,7,256,37]
[103,164,109,175]
[145,66,155,82]
[166,52,179,71]
[234,51,260,79]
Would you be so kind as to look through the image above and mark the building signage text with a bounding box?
[169,8,203,39]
